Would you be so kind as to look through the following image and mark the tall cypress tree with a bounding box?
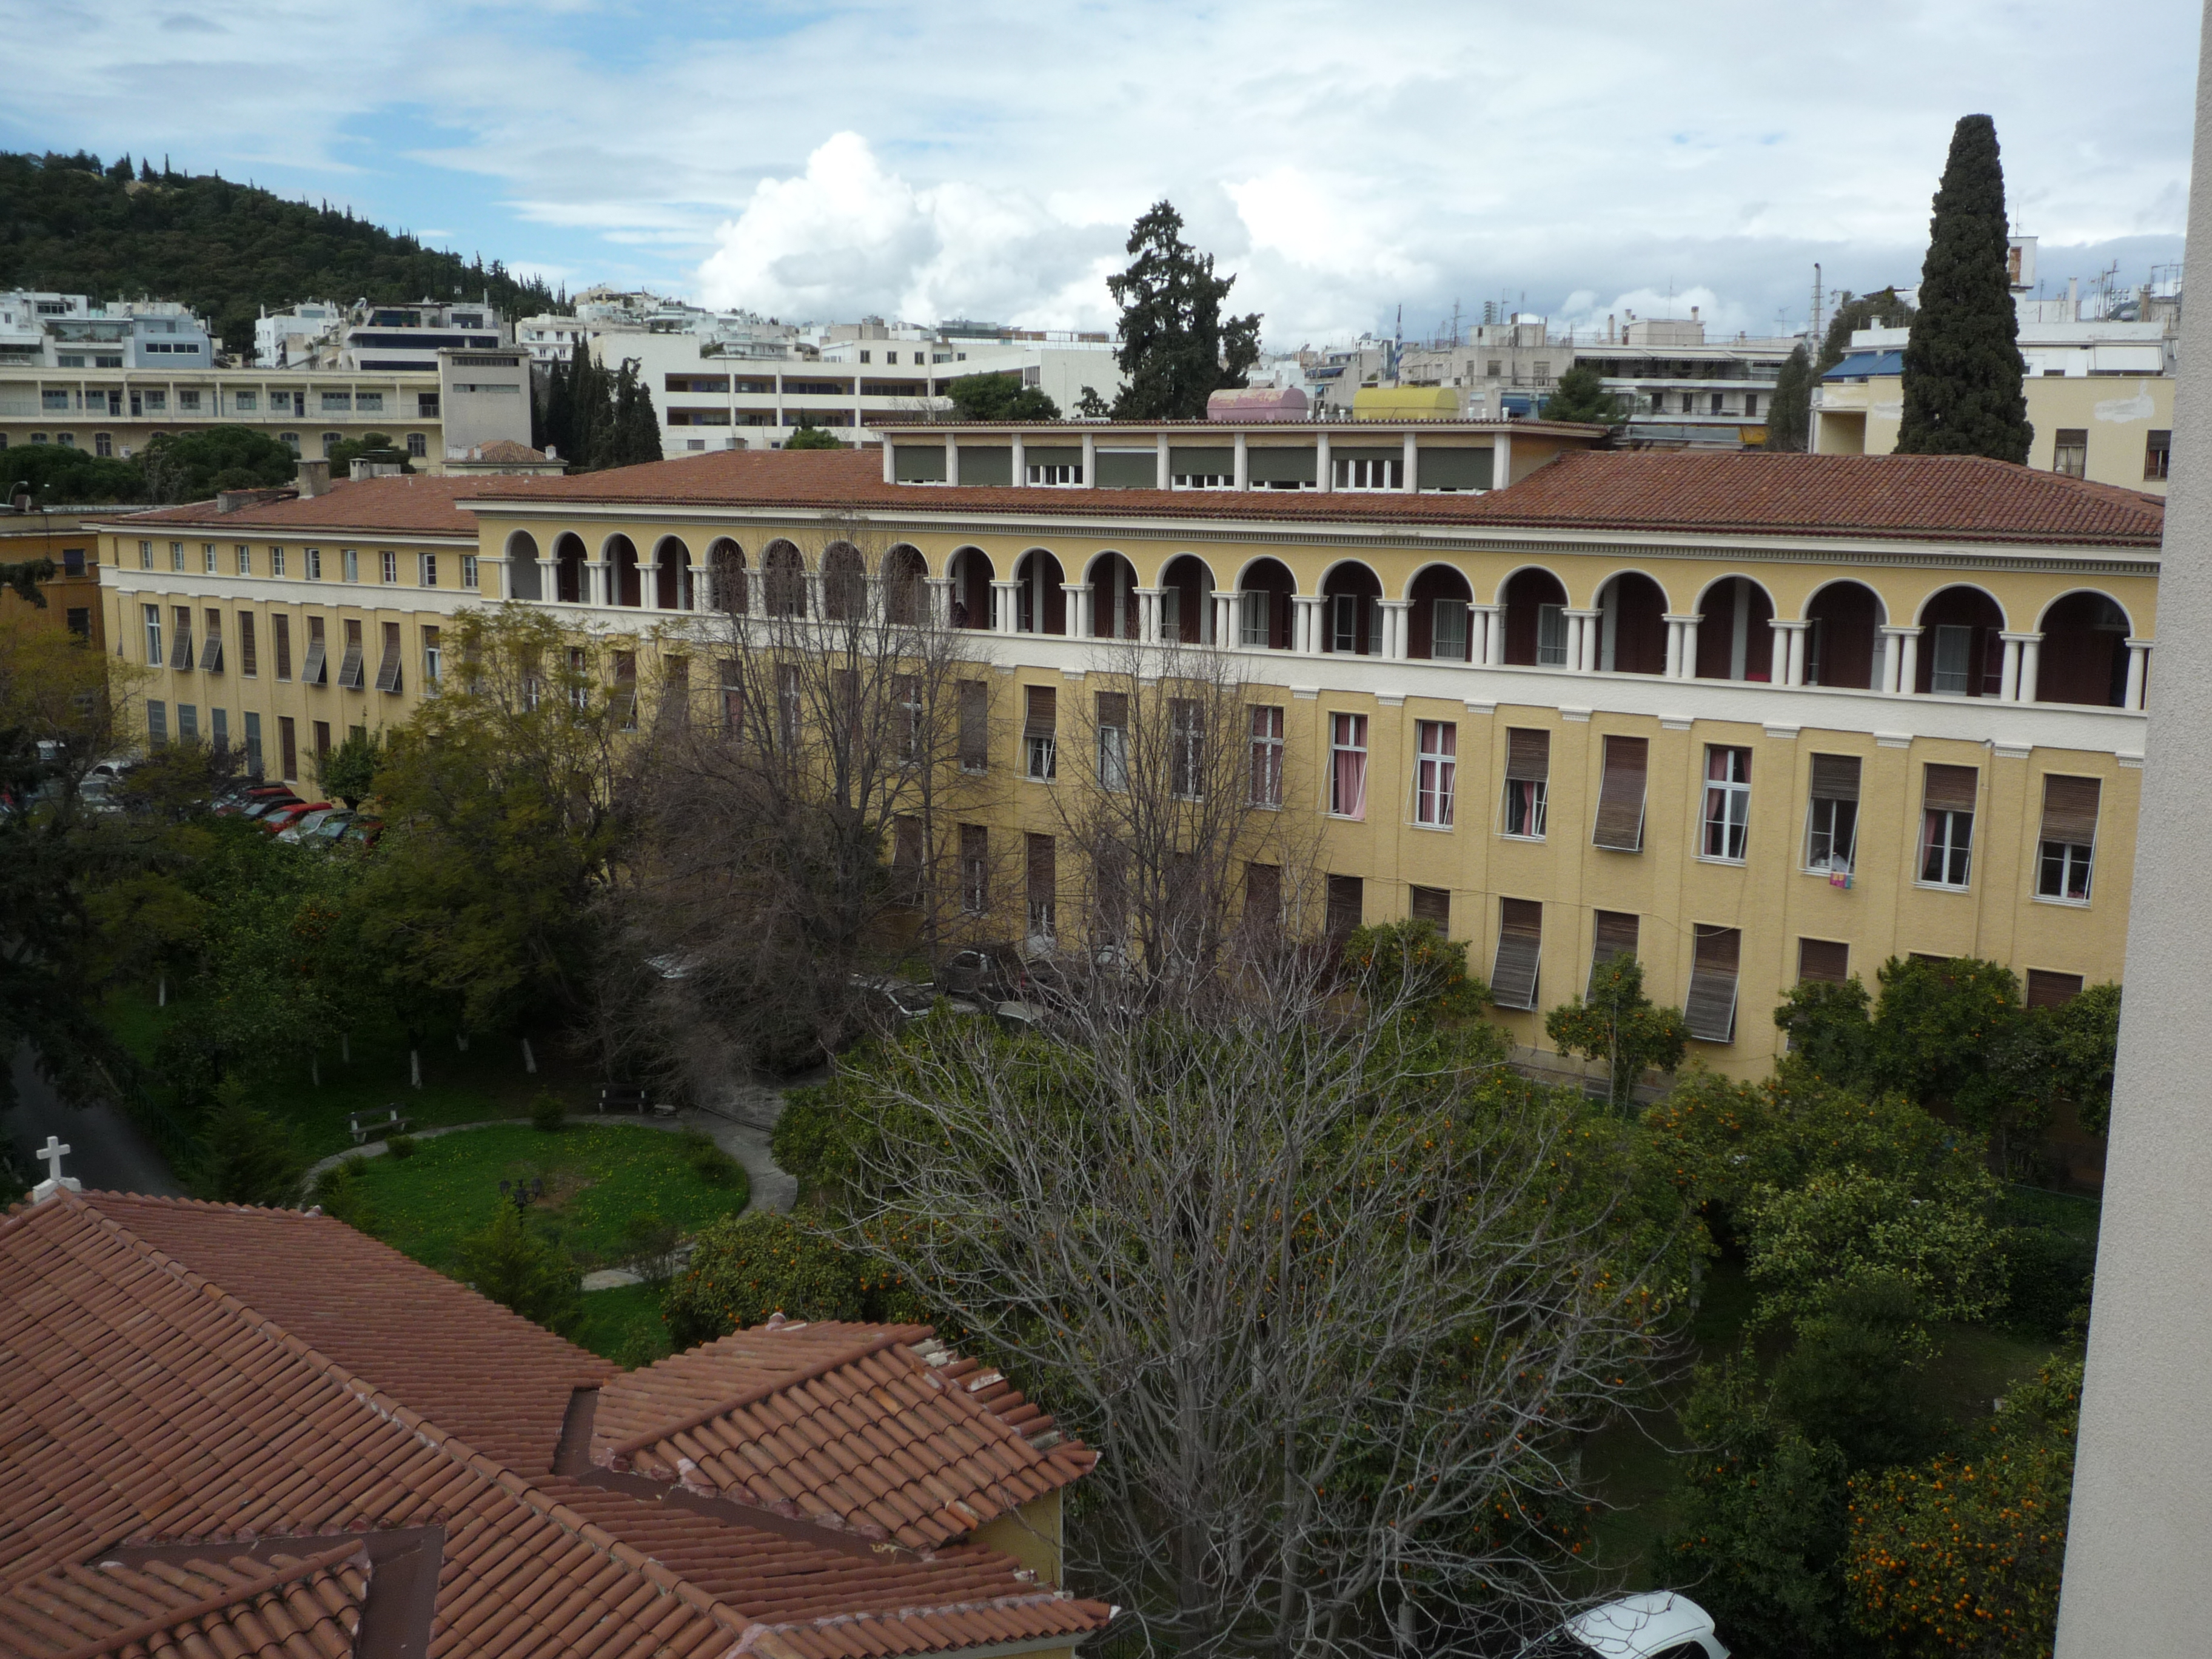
[1895,115,2032,463]
[1107,200,1262,420]
[1766,344,1813,452]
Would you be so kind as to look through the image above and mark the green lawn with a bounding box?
[338,1122,748,1276]
[106,986,602,1160]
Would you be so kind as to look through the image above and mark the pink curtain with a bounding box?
[1427,722,1456,825]
[1333,714,1367,819]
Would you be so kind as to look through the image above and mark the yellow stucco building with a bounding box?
[92,420,2158,1078]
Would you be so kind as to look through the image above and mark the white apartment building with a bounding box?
[0,292,216,372]
[250,300,512,371]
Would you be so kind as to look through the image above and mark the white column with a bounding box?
[2126,638,2152,709]
[1081,431,1096,487]
[1492,432,1512,489]
[2018,634,2042,703]
[1315,431,1333,493]
[1999,634,2023,701]
[1401,431,1419,493]
[1380,600,1412,660]
[991,579,1021,635]
[945,435,960,487]
[1010,432,1027,486]
[925,576,954,628]
[1664,614,1701,679]
[1566,608,1601,672]
[1294,595,1324,655]
[1155,431,1170,490]
[805,570,826,622]
[1896,628,1922,695]
[1136,587,1164,644]
[1233,431,1249,491]
[1769,620,1808,687]
[1064,583,1091,640]
[774,371,785,428]
[881,440,895,484]
[1213,590,1239,648]
[1664,617,1683,680]
[1787,621,1808,686]
[1478,603,1506,666]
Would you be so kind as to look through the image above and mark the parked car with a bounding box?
[848,974,938,1026]
[216,785,297,818]
[298,810,357,845]
[258,800,332,834]
[276,806,343,843]
[1521,1593,1728,1659]
[335,816,384,849]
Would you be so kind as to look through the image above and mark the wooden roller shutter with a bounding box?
[1589,910,1640,993]
[1923,763,1979,813]
[1490,897,1543,1010]
[959,680,988,768]
[1797,937,1851,985]
[337,620,365,690]
[1025,684,1056,739]
[1410,885,1450,930]
[2026,968,2085,1008]
[1095,689,1128,728]
[1327,874,1364,940]
[1809,753,1861,801]
[1591,736,1649,850]
[1505,727,1550,781]
[2040,775,2102,844]
[1684,925,1742,1042]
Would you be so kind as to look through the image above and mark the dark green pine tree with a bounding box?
[1765,344,1814,452]
[1107,201,1262,420]
[568,349,614,471]
[611,360,663,466]
[1896,115,2033,463]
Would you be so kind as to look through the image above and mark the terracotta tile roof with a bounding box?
[458,444,2164,548]
[90,475,521,538]
[0,1193,1110,1659]
[594,1321,1098,1550]
[455,440,549,463]
[0,1543,368,1659]
[85,1194,612,1474]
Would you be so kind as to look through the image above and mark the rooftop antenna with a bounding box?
[1811,263,1824,347]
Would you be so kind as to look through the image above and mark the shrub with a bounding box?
[1339,919,1488,1021]
[190,1077,308,1207]
[769,1087,853,1195]
[386,1133,417,1160]
[315,1155,380,1234]
[1998,1222,2096,1341]
[624,1208,683,1289]
[529,1091,566,1134]
[458,1201,581,1332]
[661,1213,866,1350]
[680,1127,742,1187]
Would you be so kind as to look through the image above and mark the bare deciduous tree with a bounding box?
[822,959,1694,1658]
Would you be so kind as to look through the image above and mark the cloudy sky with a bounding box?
[1,1,2196,346]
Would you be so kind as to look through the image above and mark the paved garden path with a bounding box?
[298,1082,804,1292]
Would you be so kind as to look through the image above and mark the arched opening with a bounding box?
[554,533,588,604]
[882,545,928,626]
[1162,554,1215,644]
[1013,549,1067,635]
[1090,552,1139,638]
[1238,557,1297,650]
[1917,586,2004,696]
[606,535,643,608]
[1500,568,1568,666]
[820,541,865,622]
[1408,565,1473,660]
[708,538,746,614]
[1596,572,1667,675]
[506,531,542,601]
[763,539,806,618]
[2036,591,2132,706]
[1805,580,1884,689]
[1696,575,1775,681]
[1321,563,1381,655]
[654,536,692,611]
[948,546,993,630]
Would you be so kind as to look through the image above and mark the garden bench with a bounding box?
[598,1087,649,1115]
[349,1107,412,1145]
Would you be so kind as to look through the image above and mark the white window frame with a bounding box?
[342,548,359,583]
[1414,720,1456,828]
[380,550,398,585]
[1333,457,1402,491]
[142,603,162,665]
[1249,705,1283,807]
[461,555,479,589]
[235,545,251,575]
[1930,625,1974,694]
[203,543,218,574]
[1329,712,1368,819]
[1240,589,1272,646]
[420,552,438,588]
[1805,795,1857,874]
[1096,722,1127,792]
[1501,776,1547,839]
[1701,746,1751,862]
[1170,699,1205,800]
[2037,838,2094,904]
[1026,729,1057,781]
[1025,463,1083,486]
[272,546,287,577]
[1536,603,1569,666]
[1920,808,1975,889]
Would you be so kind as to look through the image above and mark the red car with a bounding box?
[215,785,297,818]
[258,799,333,834]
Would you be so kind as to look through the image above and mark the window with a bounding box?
[40,389,68,411]
[1502,727,1549,838]
[179,389,203,413]
[1410,884,1450,931]
[235,544,250,575]
[1025,685,1057,780]
[2053,427,2088,478]
[1745,393,1760,417]
[303,616,327,684]
[95,432,112,458]
[888,674,920,762]
[2147,429,2173,481]
[1244,862,1281,935]
[170,606,193,670]
[1701,746,1751,861]
[170,541,185,572]
[281,433,300,451]
[612,652,638,729]
[138,540,152,570]
[1432,598,1469,660]
[1490,897,1543,1010]
[1920,763,1979,887]
[407,432,427,458]
[210,708,228,753]
[65,607,89,638]
[1326,874,1365,940]
[420,553,438,588]
[244,711,264,779]
[1709,392,1724,415]
[140,603,162,665]
[2027,969,2085,1009]
[1329,712,1368,819]
[418,394,440,418]
[1805,753,1861,873]
[2036,774,2101,902]
[1537,602,1568,666]
[271,546,286,577]
[958,680,988,771]
[355,392,384,414]
[1081,689,1124,791]
[233,392,257,412]
[338,618,365,689]
[375,622,403,694]
[1026,463,1083,485]
[380,550,398,585]
[892,816,923,902]
[177,704,198,743]
[1929,624,1976,694]
[314,720,332,766]
[1685,926,1742,1042]
[1589,910,1640,993]
[200,608,224,672]
[1240,589,1272,646]
[55,433,75,449]
[1333,457,1401,490]
[273,614,293,680]
[1591,735,1647,851]
[1798,938,1851,985]
[1533,361,1551,386]
[1248,705,1283,806]
[1486,359,1502,377]
[1331,592,1373,654]
[1415,720,1456,827]
[203,543,218,574]
[306,547,323,580]
[960,824,990,914]
[279,716,297,780]
[1026,833,1057,939]
[147,700,167,747]
[342,549,360,583]
[238,612,258,677]
[1170,699,1205,798]
[462,555,479,589]
[321,392,352,413]
[777,662,800,746]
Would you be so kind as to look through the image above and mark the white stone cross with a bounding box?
[30,1134,82,1201]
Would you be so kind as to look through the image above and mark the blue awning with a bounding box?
[1822,350,1903,381]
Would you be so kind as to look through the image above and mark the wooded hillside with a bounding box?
[0,150,558,357]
